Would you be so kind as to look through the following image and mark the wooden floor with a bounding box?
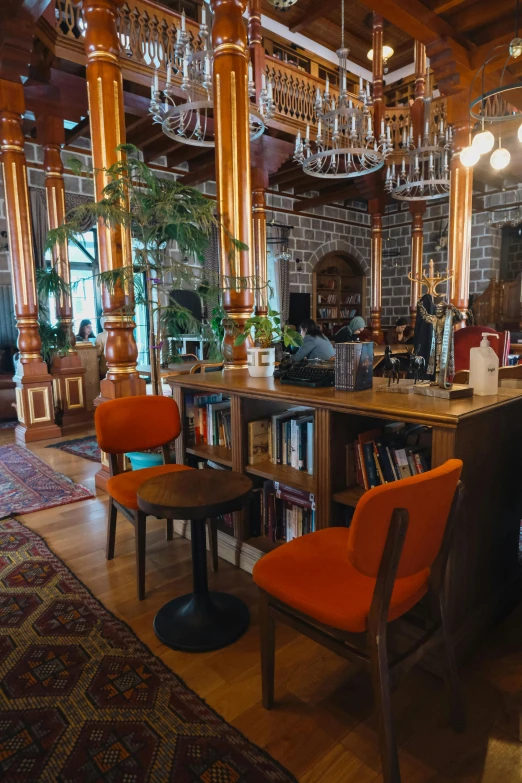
[3,424,522,782]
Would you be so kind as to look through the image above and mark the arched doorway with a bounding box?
[312,252,366,338]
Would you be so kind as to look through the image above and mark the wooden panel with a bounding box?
[431,426,456,467]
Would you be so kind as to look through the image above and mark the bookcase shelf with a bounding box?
[333,485,366,508]
[186,444,233,467]
[312,253,365,336]
[245,461,315,493]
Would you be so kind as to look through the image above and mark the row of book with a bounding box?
[347,427,431,490]
[185,393,231,447]
[248,409,314,475]
[257,480,316,542]
[339,308,358,319]
[318,293,338,305]
[341,293,361,305]
[318,307,338,319]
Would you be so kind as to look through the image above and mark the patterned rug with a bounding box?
[0,446,94,518]
[0,420,16,430]
[0,518,297,783]
[46,435,101,464]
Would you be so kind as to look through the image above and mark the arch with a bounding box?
[308,239,369,276]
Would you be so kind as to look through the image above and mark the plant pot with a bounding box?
[125,452,164,470]
[247,346,275,378]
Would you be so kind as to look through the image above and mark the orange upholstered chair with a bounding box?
[95,395,218,600]
[253,459,464,783]
[454,325,509,373]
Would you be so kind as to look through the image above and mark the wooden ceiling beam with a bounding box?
[180,161,215,186]
[65,116,90,144]
[428,0,469,13]
[293,187,359,212]
[289,0,341,34]
[446,0,514,35]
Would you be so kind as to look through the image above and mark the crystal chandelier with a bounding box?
[149,9,275,148]
[293,0,391,179]
[385,71,452,201]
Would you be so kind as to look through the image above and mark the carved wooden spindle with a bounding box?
[409,41,427,328]
[81,0,145,397]
[447,93,473,328]
[37,115,90,432]
[372,13,385,132]
[369,199,384,344]
[0,80,61,443]
[211,0,254,367]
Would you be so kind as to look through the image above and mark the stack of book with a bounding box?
[318,306,338,319]
[248,410,314,474]
[335,342,374,392]
[185,393,231,447]
[260,480,316,542]
[346,427,431,490]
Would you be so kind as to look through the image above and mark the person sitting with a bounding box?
[385,317,413,346]
[76,319,93,342]
[334,316,366,343]
[293,318,335,362]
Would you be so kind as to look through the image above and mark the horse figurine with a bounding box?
[408,347,426,385]
[383,346,401,386]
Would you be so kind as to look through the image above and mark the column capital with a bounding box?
[78,0,122,63]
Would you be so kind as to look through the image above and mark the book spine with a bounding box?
[362,441,379,488]
[373,441,386,484]
[357,441,369,489]
[413,452,424,474]
[386,446,398,481]
[268,421,273,464]
[291,419,298,470]
[354,441,364,486]
[306,421,314,476]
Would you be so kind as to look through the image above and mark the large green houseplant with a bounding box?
[235,307,302,378]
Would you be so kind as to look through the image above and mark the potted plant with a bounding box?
[235,307,302,378]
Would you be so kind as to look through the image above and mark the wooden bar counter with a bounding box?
[168,370,522,658]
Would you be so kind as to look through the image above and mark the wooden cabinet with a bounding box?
[169,370,522,658]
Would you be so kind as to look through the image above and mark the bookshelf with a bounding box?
[312,253,365,337]
[168,370,522,657]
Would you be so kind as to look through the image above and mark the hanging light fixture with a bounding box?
[385,68,452,201]
[149,9,275,147]
[367,45,394,74]
[294,0,391,179]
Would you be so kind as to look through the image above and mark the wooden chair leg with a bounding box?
[166,519,173,541]
[106,497,117,560]
[259,590,275,710]
[369,629,401,783]
[439,598,466,733]
[207,518,218,572]
[135,511,146,601]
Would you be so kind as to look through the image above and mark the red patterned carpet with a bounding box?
[46,435,101,463]
[0,445,94,518]
[0,518,298,782]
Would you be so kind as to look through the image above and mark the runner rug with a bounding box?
[0,518,297,782]
[46,435,101,464]
[0,446,94,518]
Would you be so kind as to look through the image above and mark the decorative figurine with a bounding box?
[383,346,401,386]
[408,348,426,385]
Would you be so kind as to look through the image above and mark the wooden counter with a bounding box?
[168,370,522,658]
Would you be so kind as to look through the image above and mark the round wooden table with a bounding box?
[138,469,253,653]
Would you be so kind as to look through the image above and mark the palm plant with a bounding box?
[45,145,263,393]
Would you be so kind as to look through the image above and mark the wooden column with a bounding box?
[409,41,427,327]
[37,115,90,432]
[248,0,264,103]
[81,0,145,396]
[0,80,60,443]
[251,168,268,316]
[447,93,473,326]
[211,0,254,368]
[369,199,384,344]
[372,13,385,132]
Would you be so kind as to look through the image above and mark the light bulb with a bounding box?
[460,145,480,167]
[490,146,511,170]
[518,122,522,142]
[472,130,494,154]
[510,37,522,58]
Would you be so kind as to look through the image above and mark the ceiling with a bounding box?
[260,0,415,71]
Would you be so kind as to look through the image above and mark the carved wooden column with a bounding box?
[0,80,60,443]
[409,41,427,327]
[81,0,145,396]
[447,93,473,327]
[37,115,89,431]
[211,0,254,368]
[251,167,268,316]
[369,199,384,344]
[372,13,385,132]
[248,0,264,103]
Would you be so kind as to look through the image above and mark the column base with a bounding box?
[13,361,61,444]
[51,353,92,433]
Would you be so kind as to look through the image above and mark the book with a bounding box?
[307,421,314,476]
[394,448,412,478]
[373,441,386,485]
[248,419,270,465]
[335,342,374,391]
[357,428,381,489]
[362,441,379,488]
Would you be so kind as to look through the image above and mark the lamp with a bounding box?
[490,144,511,170]
[367,45,394,73]
[460,145,480,167]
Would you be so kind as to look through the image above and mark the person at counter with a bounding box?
[293,318,335,362]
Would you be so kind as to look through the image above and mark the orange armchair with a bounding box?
[454,325,509,373]
[253,459,464,783]
[95,395,218,600]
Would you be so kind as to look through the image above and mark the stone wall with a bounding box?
[505,228,522,280]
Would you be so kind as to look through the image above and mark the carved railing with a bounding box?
[385,98,447,153]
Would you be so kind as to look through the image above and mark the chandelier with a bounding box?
[149,9,275,148]
[267,0,299,8]
[384,71,452,201]
[294,0,391,179]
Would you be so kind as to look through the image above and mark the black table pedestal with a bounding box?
[153,518,250,652]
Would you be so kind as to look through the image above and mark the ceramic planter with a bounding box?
[247,346,275,378]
